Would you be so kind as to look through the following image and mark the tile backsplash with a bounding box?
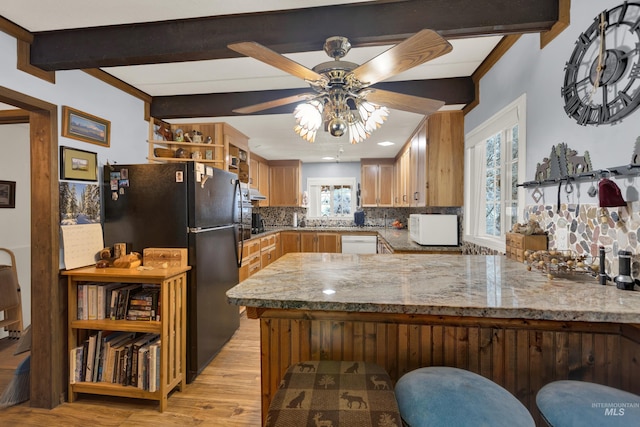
[254,206,462,229]
[525,202,640,275]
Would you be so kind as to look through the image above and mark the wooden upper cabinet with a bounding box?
[250,152,270,207]
[394,112,463,208]
[258,160,270,207]
[249,157,259,189]
[410,121,427,207]
[394,147,410,207]
[426,111,464,207]
[269,160,301,207]
[361,159,394,207]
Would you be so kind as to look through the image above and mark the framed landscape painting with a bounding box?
[61,106,110,147]
[0,180,16,208]
[60,146,98,182]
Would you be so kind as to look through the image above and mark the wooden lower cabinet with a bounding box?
[239,233,280,281]
[300,233,316,253]
[239,238,261,282]
[260,234,277,269]
[284,231,341,254]
[280,231,301,255]
[377,238,393,254]
[252,309,640,426]
[317,233,341,253]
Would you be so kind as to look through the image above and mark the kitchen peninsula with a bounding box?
[227,254,640,424]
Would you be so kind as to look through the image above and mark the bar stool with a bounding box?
[395,366,535,427]
[536,380,640,426]
[265,360,402,427]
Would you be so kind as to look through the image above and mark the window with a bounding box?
[464,94,526,252]
[307,177,357,219]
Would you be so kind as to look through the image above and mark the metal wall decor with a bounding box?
[534,143,592,182]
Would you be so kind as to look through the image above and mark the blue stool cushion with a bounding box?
[395,366,535,427]
[536,380,640,427]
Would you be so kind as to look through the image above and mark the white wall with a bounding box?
[0,124,31,336]
[302,162,361,190]
[465,0,640,206]
[0,29,150,335]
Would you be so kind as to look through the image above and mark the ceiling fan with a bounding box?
[228,29,452,144]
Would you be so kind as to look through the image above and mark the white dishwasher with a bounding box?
[341,235,377,254]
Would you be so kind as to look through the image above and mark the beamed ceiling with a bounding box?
[1,0,561,161]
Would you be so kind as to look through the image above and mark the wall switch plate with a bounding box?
[556,227,568,250]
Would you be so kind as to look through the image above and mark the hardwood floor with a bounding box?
[0,314,262,426]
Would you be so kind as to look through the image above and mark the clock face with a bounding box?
[562,2,640,125]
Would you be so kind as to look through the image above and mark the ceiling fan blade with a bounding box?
[233,93,317,114]
[350,29,452,86]
[229,41,326,83]
[365,89,444,115]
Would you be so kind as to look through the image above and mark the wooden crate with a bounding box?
[505,233,547,262]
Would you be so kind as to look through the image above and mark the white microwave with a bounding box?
[409,214,458,246]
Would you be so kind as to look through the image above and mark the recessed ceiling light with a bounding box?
[323,289,336,295]
[377,141,395,147]
[322,156,335,160]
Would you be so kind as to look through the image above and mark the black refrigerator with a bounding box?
[102,162,247,383]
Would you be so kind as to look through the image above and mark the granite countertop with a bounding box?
[248,227,461,253]
[227,253,640,324]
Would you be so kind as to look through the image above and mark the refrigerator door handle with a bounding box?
[232,178,243,269]
[234,178,241,225]
[236,224,244,269]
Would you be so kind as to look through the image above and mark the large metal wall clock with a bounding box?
[562,2,640,125]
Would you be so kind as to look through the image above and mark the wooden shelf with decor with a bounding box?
[62,266,189,412]
[505,232,547,262]
[147,118,250,183]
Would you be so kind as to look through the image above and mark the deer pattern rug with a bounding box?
[265,360,401,427]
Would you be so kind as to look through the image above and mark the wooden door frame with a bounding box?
[0,86,64,408]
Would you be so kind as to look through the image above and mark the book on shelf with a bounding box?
[112,284,143,320]
[99,283,124,320]
[92,330,103,382]
[70,345,84,384]
[103,332,136,383]
[84,332,98,381]
[87,284,98,320]
[126,286,160,321]
[131,333,159,388]
[148,338,161,392]
[77,285,84,320]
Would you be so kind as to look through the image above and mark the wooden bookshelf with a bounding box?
[62,266,189,412]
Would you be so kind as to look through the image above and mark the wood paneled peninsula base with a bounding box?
[227,254,640,425]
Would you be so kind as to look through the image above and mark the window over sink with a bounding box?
[307,177,357,219]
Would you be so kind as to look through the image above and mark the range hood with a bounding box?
[249,188,266,200]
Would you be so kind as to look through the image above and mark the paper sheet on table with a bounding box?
[61,223,104,270]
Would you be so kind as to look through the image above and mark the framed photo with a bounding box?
[61,106,110,147]
[0,180,16,208]
[60,146,98,182]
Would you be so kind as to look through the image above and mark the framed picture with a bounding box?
[0,180,16,208]
[61,106,110,147]
[60,146,98,182]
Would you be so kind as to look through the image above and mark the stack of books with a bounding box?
[70,331,162,391]
[77,283,161,321]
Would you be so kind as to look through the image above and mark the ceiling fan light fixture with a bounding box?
[328,117,347,137]
[294,100,323,142]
